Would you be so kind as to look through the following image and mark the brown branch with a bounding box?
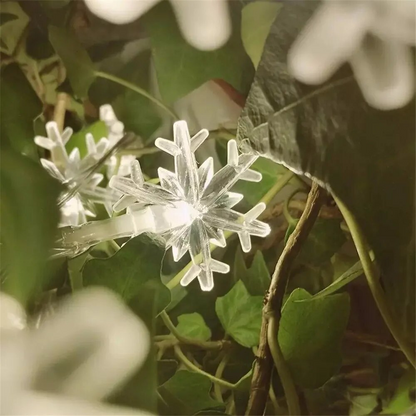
[246,182,326,416]
[262,199,342,221]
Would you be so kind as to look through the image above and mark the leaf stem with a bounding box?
[283,188,304,225]
[246,182,325,416]
[174,345,236,390]
[267,316,300,415]
[333,195,416,368]
[94,70,179,120]
[261,170,294,206]
[214,353,230,402]
[160,310,228,350]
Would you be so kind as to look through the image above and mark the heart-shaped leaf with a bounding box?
[233,248,270,296]
[142,1,253,103]
[83,236,170,316]
[158,370,223,415]
[278,288,350,388]
[1,146,62,305]
[176,313,211,341]
[48,25,96,98]
[215,280,263,347]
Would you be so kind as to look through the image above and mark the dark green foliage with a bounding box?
[237,0,415,341]
[0,145,62,305]
[1,2,413,414]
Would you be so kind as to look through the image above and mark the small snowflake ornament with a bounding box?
[99,104,136,178]
[0,289,152,415]
[61,121,271,291]
[35,121,114,226]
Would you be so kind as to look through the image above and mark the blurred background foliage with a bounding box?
[0,1,414,415]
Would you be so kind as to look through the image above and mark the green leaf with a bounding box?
[241,1,282,68]
[48,25,95,98]
[234,368,253,392]
[349,395,378,416]
[0,145,62,305]
[26,21,54,60]
[0,64,42,158]
[233,248,270,296]
[158,370,223,415]
[278,288,350,388]
[237,0,415,340]
[112,50,161,141]
[215,280,263,347]
[176,313,211,341]
[381,369,415,414]
[83,236,171,316]
[142,1,253,103]
[312,260,363,299]
[67,121,108,158]
[0,2,29,54]
[285,219,346,265]
[106,249,162,414]
[0,13,18,26]
[232,157,288,205]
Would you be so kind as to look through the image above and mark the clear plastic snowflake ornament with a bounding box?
[99,104,135,178]
[60,121,271,291]
[35,121,114,226]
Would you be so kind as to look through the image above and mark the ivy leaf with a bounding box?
[312,260,363,299]
[48,25,96,98]
[176,313,211,341]
[278,288,350,388]
[0,145,62,305]
[381,369,415,414]
[0,2,29,54]
[237,0,415,340]
[241,1,282,68]
[216,280,263,348]
[67,121,108,158]
[234,368,253,392]
[142,1,253,103]
[103,239,165,414]
[112,50,161,142]
[26,21,54,60]
[232,157,289,206]
[158,370,223,415]
[0,13,18,26]
[0,64,42,158]
[285,219,346,266]
[83,236,170,316]
[233,248,270,296]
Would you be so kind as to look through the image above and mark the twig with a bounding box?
[53,93,68,132]
[333,194,416,368]
[246,182,325,415]
[262,199,342,221]
[345,330,401,351]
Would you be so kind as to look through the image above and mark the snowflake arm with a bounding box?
[57,120,271,291]
[35,120,114,226]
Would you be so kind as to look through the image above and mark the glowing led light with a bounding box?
[35,121,112,226]
[59,121,271,291]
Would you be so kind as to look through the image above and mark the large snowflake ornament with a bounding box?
[60,121,271,290]
[35,121,114,226]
